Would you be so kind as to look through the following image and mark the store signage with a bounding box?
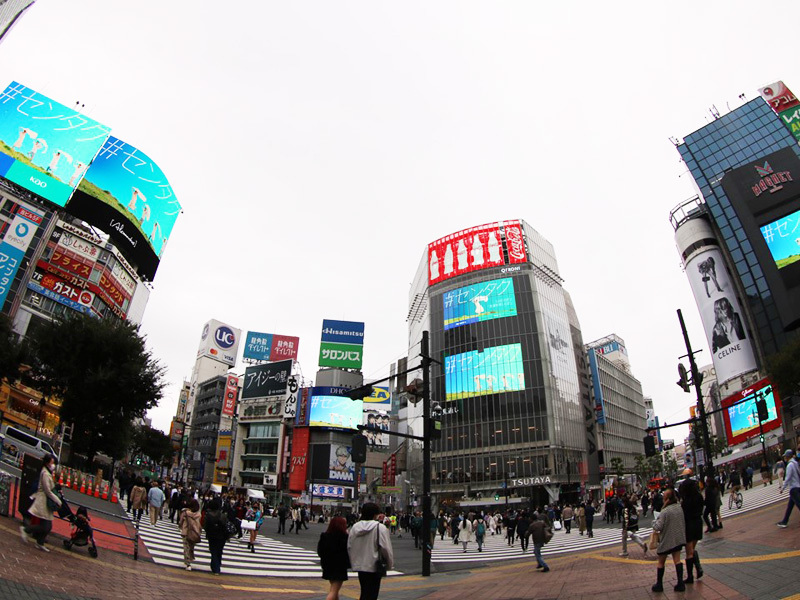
[509,476,552,488]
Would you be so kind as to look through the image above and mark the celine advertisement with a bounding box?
[0,81,111,207]
[684,247,757,384]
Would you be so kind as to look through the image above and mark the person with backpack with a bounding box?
[527,513,552,572]
[179,498,202,571]
[475,516,486,552]
[203,498,229,575]
[411,511,423,548]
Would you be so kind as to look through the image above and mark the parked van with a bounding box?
[1,425,56,459]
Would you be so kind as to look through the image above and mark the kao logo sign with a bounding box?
[215,326,236,349]
[15,222,29,238]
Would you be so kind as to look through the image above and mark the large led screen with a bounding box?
[0,82,110,207]
[761,207,800,269]
[444,343,525,401]
[309,386,363,429]
[68,136,180,280]
[443,277,517,330]
[721,378,783,446]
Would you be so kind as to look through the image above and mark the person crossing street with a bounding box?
[777,449,800,528]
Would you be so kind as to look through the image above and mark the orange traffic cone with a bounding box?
[71,470,78,490]
[94,480,101,498]
[111,483,119,504]
[58,469,64,486]
[79,475,86,495]
[101,480,109,500]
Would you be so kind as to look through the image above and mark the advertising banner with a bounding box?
[321,319,365,344]
[309,386,363,429]
[444,343,525,401]
[215,432,232,470]
[759,81,800,114]
[363,386,391,409]
[761,206,800,270]
[241,359,293,400]
[362,410,389,447]
[0,203,43,311]
[284,376,299,419]
[311,483,348,498]
[294,386,310,426]
[0,81,111,207]
[288,427,310,492]
[222,375,239,417]
[443,277,517,330]
[243,331,300,362]
[196,319,241,366]
[684,247,757,384]
[587,349,607,425]
[778,105,800,143]
[67,135,180,280]
[319,341,363,369]
[328,444,355,483]
[722,378,783,446]
[238,396,284,421]
[427,220,528,286]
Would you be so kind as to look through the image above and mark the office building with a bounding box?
[407,220,600,508]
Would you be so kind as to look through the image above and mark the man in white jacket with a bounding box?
[347,503,394,600]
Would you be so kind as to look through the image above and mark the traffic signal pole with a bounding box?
[421,330,432,577]
[677,309,715,478]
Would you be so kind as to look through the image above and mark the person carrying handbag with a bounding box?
[347,503,394,600]
[179,499,202,570]
[20,454,62,552]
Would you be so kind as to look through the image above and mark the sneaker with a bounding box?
[19,526,32,544]
[777,522,788,528]
[542,567,550,572]
[35,544,50,553]
[185,565,192,571]
[618,552,629,557]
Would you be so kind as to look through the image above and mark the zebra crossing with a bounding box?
[127,511,403,577]
[432,480,787,564]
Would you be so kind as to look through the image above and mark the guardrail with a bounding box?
[0,472,139,559]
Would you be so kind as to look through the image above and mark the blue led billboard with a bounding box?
[443,277,517,330]
[0,81,110,207]
[309,386,363,429]
[444,343,525,401]
[761,207,800,270]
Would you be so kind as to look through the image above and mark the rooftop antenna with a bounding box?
[739,93,747,102]
[709,104,720,119]
[668,136,680,147]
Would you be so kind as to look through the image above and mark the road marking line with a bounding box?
[589,548,800,565]
[221,585,316,593]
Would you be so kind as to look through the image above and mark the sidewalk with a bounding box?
[0,496,798,599]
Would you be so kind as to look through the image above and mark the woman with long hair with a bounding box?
[651,488,687,592]
[247,502,262,553]
[178,498,202,570]
[317,516,351,600]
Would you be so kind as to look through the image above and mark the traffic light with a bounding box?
[495,493,500,501]
[677,364,691,393]
[644,435,657,457]
[756,397,769,422]
[760,434,765,444]
[351,433,368,463]
[347,385,375,401]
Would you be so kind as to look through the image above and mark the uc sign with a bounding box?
[215,326,236,349]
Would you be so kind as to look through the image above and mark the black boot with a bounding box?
[684,558,694,584]
[652,567,665,592]
[674,564,686,592]
[694,551,703,579]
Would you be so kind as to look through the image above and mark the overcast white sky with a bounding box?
[1,1,795,446]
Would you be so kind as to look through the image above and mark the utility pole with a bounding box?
[421,330,432,578]
[677,309,714,478]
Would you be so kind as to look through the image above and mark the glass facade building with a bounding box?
[409,220,597,508]
[676,98,800,357]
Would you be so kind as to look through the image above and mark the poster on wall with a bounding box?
[442,277,517,330]
[444,343,525,401]
[328,444,355,483]
[684,247,757,384]
[0,203,44,311]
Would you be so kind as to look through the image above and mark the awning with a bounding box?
[246,489,265,500]
[713,440,780,467]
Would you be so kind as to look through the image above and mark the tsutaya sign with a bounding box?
[509,475,552,488]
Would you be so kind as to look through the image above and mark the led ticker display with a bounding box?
[761,207,800,270]
[721,378,783,446]
[444,343,525,401]
[0,82,111,207]
[443,277,517,330]
[309,387,363,429]
[428,220,527,286]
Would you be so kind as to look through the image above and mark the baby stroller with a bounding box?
[58,495,98,558]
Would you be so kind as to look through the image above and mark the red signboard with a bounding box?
[37,259,126,319]
[270,334,300,361]
[288,427,310,492]
[37,272,95,307]
[759,81,800,113]
[427,220,527,285]
[222,375,239,417]
[721,377,783,446]
[50,249,92,279]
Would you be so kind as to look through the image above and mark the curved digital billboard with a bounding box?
[67,136,180,281]
[443,277,517,330]
[444,342,525,401]
[0,81,110,207]
[721,377,783,446]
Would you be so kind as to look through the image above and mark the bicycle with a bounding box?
[728,489,743,510]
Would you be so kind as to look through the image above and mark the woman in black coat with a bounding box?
[317,516,351,600]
